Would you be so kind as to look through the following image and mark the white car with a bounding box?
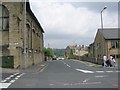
[57,57,64,60]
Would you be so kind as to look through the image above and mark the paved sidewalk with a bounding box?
[0,61,48,74]
[20,62,48,73]
[72,59,119,70]
[0,67,20,73]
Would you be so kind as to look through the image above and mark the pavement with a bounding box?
[0,67,20,74]
[72,59,119,70]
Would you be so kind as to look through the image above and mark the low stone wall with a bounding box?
[74,56,103,65]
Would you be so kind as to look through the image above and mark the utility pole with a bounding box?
[23,0,27,69]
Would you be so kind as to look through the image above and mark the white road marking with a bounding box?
[13,73,19,76]
[10,75,14,78]
[96,71,104,73]
[15,77,19,80]
[116,71,120,72]
[95,75,108,78]
[0,73,25,88]
[63,82,101,86]
[0,83,11,88]
[10,80,15,83]
[16,76,21,78]
[84,82,101,85]
[1,80,7,83]
[75,69,94,73]
[82,78,90,83]
[5,77,11,80]
[106,71,114,73]
[49,84,54,86]
[66,64,71,67]
[40,64,48,72]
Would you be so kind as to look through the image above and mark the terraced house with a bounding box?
[0,1,44,68]
[88,28,120,65]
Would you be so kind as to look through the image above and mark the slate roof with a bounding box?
[98,28,120,39]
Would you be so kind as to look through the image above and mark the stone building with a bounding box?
[65,45,88,59]
[89,28,120,64]
[0,1,44,68]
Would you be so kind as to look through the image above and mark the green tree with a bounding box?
[43,48,54,57]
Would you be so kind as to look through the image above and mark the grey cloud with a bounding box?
[71,2,118,13]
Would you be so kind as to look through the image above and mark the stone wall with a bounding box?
[1,2,44,68]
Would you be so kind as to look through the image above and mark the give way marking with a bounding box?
[75,69,94,73]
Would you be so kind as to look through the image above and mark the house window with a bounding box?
[111,40,119,49]
[0,5,9,31]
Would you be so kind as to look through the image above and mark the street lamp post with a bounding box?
[23,0,27,69]
[101,6,107,29]
[100,6,107,59]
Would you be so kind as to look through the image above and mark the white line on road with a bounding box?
[82,78,90,83]
[14,77,19,80]
[106,71,114,73]
[66,64,71,67]
[1,80,7,83]
[0,73,25,88]
[13,73,19,76]
[0,83,11,88]
[75,69,94,73]
[49,84,54,86]
[40,64,48,72]
[96,71,104,73]
[16,76,21,78]
[95,75,108,78]
[5,77,11,80]
[10,80,15,83]
[115,71,120,72]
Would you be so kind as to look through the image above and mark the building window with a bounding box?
[111,40,119,49]
[0,5,9,31]
[111,54,120,59]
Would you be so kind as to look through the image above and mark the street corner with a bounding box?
[88,64,97,67]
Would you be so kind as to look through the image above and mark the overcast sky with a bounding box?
[29,0,118,49]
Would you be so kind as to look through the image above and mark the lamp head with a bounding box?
[104,6,107,9]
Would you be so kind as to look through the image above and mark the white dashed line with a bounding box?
[13,73,19,76]
[16,76,21,78]
[95,75,108,78]
[5,77,11,80]
[0,83,11,88]
[10,75,14,78]
[49,84,54,86]
[10,80,15,83]
[0,73,25,88]
[75,69,94,73]
[15,77,19,80]
[66,64,71,67]
[1,80,7,83]
[82,78,90,83]
[96,71,104,73]
[106,71,114,73]
[115,71,120,72]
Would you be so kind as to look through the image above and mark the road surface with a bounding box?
[1,59,119,89]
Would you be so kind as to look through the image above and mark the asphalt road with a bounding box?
[1,59,119,89]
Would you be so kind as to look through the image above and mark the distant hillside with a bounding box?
[53,49,65,57]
